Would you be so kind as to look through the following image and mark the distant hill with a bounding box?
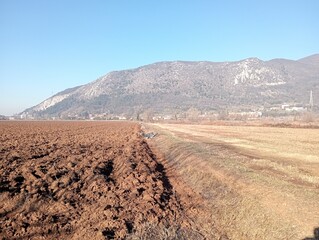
[22,54,319,119]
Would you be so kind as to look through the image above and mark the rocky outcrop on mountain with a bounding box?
[22,54,319,118]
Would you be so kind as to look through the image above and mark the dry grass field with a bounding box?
[146,123,319,240]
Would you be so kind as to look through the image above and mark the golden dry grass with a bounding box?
[146,123,319,240]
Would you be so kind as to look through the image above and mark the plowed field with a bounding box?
[0,121,195,239]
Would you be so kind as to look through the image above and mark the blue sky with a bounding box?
[0,0,318,115]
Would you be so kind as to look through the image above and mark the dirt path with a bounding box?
[147,123,319,240]
[0,121,199,239]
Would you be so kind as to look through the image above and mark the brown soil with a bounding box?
[0,121,196,239]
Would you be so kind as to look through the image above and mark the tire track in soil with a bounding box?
[0,121,192,239]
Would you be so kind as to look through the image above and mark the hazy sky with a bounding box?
[1,0,319,115]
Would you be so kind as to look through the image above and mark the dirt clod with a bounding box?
[0,121,191,239]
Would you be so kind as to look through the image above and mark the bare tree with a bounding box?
[217,109,229,120]
[143,108,154,122]
[186,107,200,122]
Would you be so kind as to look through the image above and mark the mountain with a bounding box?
[22,54,319,119]
[298,54,319,66]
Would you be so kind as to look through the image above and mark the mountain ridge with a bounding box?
[22,54,319,119]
